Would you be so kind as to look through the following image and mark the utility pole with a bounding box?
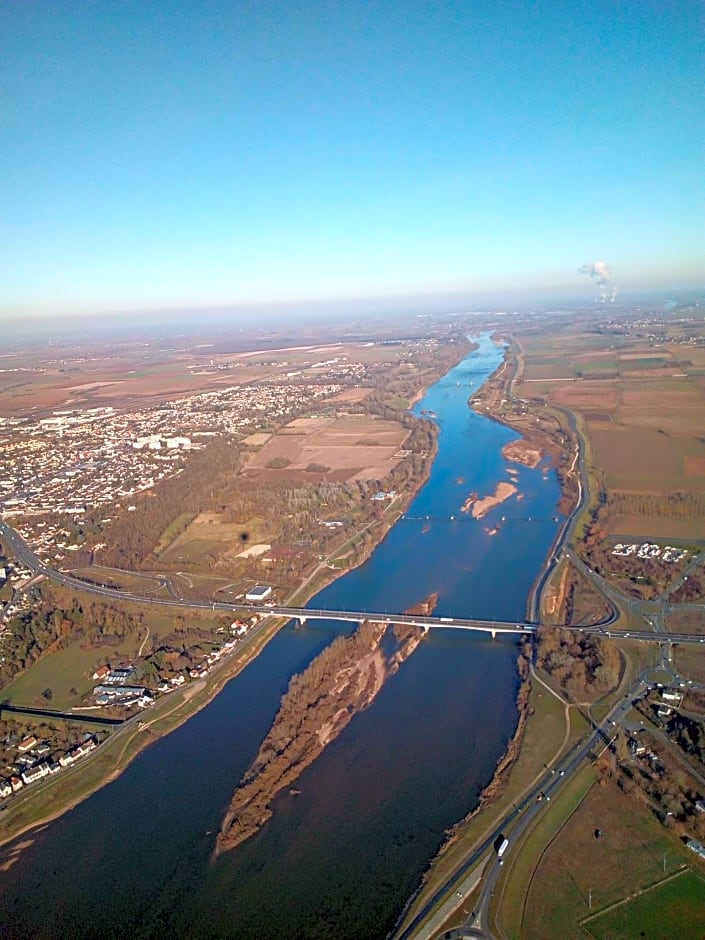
[663,852,667,873]
[588,888,592,910]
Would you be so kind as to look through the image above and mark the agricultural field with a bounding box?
[0,331,434,418]
[513,777,692,940]
[514,322,705,541]
[585,869,705,940]
[245,415,409,482]
[590,427,704,493]
[0,637,152,712]
[158,512,269,568]
[0,352,274,416]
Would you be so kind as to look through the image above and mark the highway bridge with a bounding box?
[222,608,705,646]
[262,606,534,637]
[3,518,704,645]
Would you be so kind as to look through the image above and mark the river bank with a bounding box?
[393,343,587,937]
[0,607,290,853]
[0,362,449,852]
[0,333,563,940]
[393,642,534,933]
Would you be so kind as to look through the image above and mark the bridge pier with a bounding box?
[491,629,496,640]
[298,616,307,627]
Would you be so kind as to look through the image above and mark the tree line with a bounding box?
[536,624,621,701]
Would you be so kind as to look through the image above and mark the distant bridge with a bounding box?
[261,606,534,638]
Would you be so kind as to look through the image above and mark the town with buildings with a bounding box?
[0,613,259,805]
[0,376,349,559]
[0,732,100,800]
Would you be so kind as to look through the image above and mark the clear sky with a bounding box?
[1,0,702,319]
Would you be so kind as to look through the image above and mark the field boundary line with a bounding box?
[578,864,690,937]
[497,775,594,939]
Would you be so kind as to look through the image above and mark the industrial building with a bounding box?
[245,584,273,602]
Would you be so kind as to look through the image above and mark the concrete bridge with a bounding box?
[261,606,535,639]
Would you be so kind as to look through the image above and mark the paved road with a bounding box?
[394,669,648,940]
[6,521,705,655]
[0,525,532,635]
[402,602,702,940]
[393,366,705,939]
[469,674,649,940]
[0,518,565,638]
[399,669,652,939]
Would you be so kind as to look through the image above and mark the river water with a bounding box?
[0,333,562,939]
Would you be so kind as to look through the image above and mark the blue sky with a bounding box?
[1,1,702,318]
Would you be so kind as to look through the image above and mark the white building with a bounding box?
[245,584,273,602]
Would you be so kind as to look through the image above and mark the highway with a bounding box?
[4,519,705,650]
[395,671,649,940]
[391,370,704,939]
[467,675,647,940]
[395,558,704,939]
[0,518,535,637]
[2,340,702,939]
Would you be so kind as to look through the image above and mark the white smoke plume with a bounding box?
[579,261,617,302]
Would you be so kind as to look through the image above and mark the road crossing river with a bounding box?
[0,333,564,939]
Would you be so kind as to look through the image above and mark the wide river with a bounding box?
[0,333,562,939]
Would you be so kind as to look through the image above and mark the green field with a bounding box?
[510,776,692,940]
[1,638,140,710]
[0,610,290,851]
[158,513,269,567]
[383,395,411,410]
[585,869,705,940]
[0,595,226,712]
[153,511,197,556]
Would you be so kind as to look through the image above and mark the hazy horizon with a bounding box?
[2,2,702,320]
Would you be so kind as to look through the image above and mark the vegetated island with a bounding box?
[214,598,436,857]
[462,481,518,519]
[502,438,543,469]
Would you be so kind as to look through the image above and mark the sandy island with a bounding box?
[462,481,518,519]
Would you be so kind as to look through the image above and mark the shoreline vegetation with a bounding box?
[1,333,565,893]
[215,601,433,857]
[393,338,581,935]
[0,344,469,852]
[0,611,286,858]
[392,642,534,936]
